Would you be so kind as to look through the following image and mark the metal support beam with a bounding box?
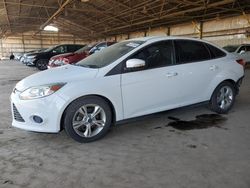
[3,0,11,33]
[167,27,171,36]
[33,0,73,36]
[98,0,235,35]
[200,21,203,39]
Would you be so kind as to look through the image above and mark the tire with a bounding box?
[36,59,48,70]
[63,96,112,143]
[210,81,236,114]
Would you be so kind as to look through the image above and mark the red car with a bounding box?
[48,42,116,68]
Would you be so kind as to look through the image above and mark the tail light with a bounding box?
[236,59,246,67]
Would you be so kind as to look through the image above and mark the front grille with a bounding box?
[12,104,25,122]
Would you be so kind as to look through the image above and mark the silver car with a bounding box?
[223,44,250,64]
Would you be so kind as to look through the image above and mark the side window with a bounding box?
[245,46,250,52]
[206,43,226,59]
[237,46,246,53]
[96,42,107,49]
[175,40,211,64]
[67,45,77,52]
[131,41,174,69]
[53,46,67,53]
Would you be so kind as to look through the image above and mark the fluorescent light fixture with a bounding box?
[43,25,59,32]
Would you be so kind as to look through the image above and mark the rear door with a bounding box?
[173,40,226,103]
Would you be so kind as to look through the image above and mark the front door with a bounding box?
[121,41,182,119]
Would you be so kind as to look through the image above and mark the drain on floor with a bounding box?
[166,114,227,130]
[187,144,197,148]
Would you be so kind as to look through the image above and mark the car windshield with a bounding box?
[75,45,94,53]
[76,41,145,68]
[44,46,54,52]
[223,45,240,52]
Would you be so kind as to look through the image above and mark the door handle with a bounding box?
[209,65,218,71]
[166,72,178,77]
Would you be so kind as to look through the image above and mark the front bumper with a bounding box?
[10,90,67,133]
[25,58,36,66]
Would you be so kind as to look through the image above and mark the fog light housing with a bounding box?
[33,116,43,124]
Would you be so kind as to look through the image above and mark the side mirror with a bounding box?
[239,50,246,54]
[126,59,145,69]
[52,50,57,54]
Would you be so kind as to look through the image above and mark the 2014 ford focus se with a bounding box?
[11,37,245,142]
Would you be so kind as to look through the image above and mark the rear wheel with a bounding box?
[63,96,112,143]
[210,81,236,114]
[36,59,48,70]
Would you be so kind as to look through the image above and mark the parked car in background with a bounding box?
[11,36,244,143]
[223,44,250,64]
[25,44,85,70]
[22,49,46,65]
[14,53,24,61]
[48,42,116,68]
[20,49,42,63]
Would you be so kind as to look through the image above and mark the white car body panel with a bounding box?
[10,36,244,133]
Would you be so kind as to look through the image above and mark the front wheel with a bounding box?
[210,81,236,114]
[63,96,112,143]
[36,59,48,70]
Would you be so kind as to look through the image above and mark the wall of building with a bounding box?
[93,14,250,47]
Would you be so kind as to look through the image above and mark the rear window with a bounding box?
[175,40,211,64]
[206,44,226,59]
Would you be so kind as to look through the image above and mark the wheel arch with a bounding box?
[209,79,236,101]
[60,94,116,131]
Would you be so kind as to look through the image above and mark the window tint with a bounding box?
[131,41,174,69]
[175,40,210,63]
[67,45,78,52]
[53,46,67,53]
[77,40,145,68]
[245,46,250,52]
[206,43,226,58]
[237,46,246,53]
[223,45,239,52]
[96,42,107,49]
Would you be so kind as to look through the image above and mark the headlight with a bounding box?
[54,59,65,66]
[19,83,66,100]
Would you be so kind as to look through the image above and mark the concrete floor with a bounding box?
[0,60,250,188]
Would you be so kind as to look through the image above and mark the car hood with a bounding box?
[51,53,74,60]
[26,52,42,57]
[15,65,98,91]
[26,51,48,57]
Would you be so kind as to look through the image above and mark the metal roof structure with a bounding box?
[0,0,250,39]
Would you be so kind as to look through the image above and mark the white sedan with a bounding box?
[11,36,245,142]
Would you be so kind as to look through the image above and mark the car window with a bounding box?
[175,40,211,64]
[237,46,246,53]
[223,45,239,53]
[76,41,145,68]
[206,43,226,59]
[53,46,67,53]
[96,42,107,49]
[131,41,174,69]
[67,45,80,52]
[107,42,116,46]
[245,46,250,52]
[75,45,93,53]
